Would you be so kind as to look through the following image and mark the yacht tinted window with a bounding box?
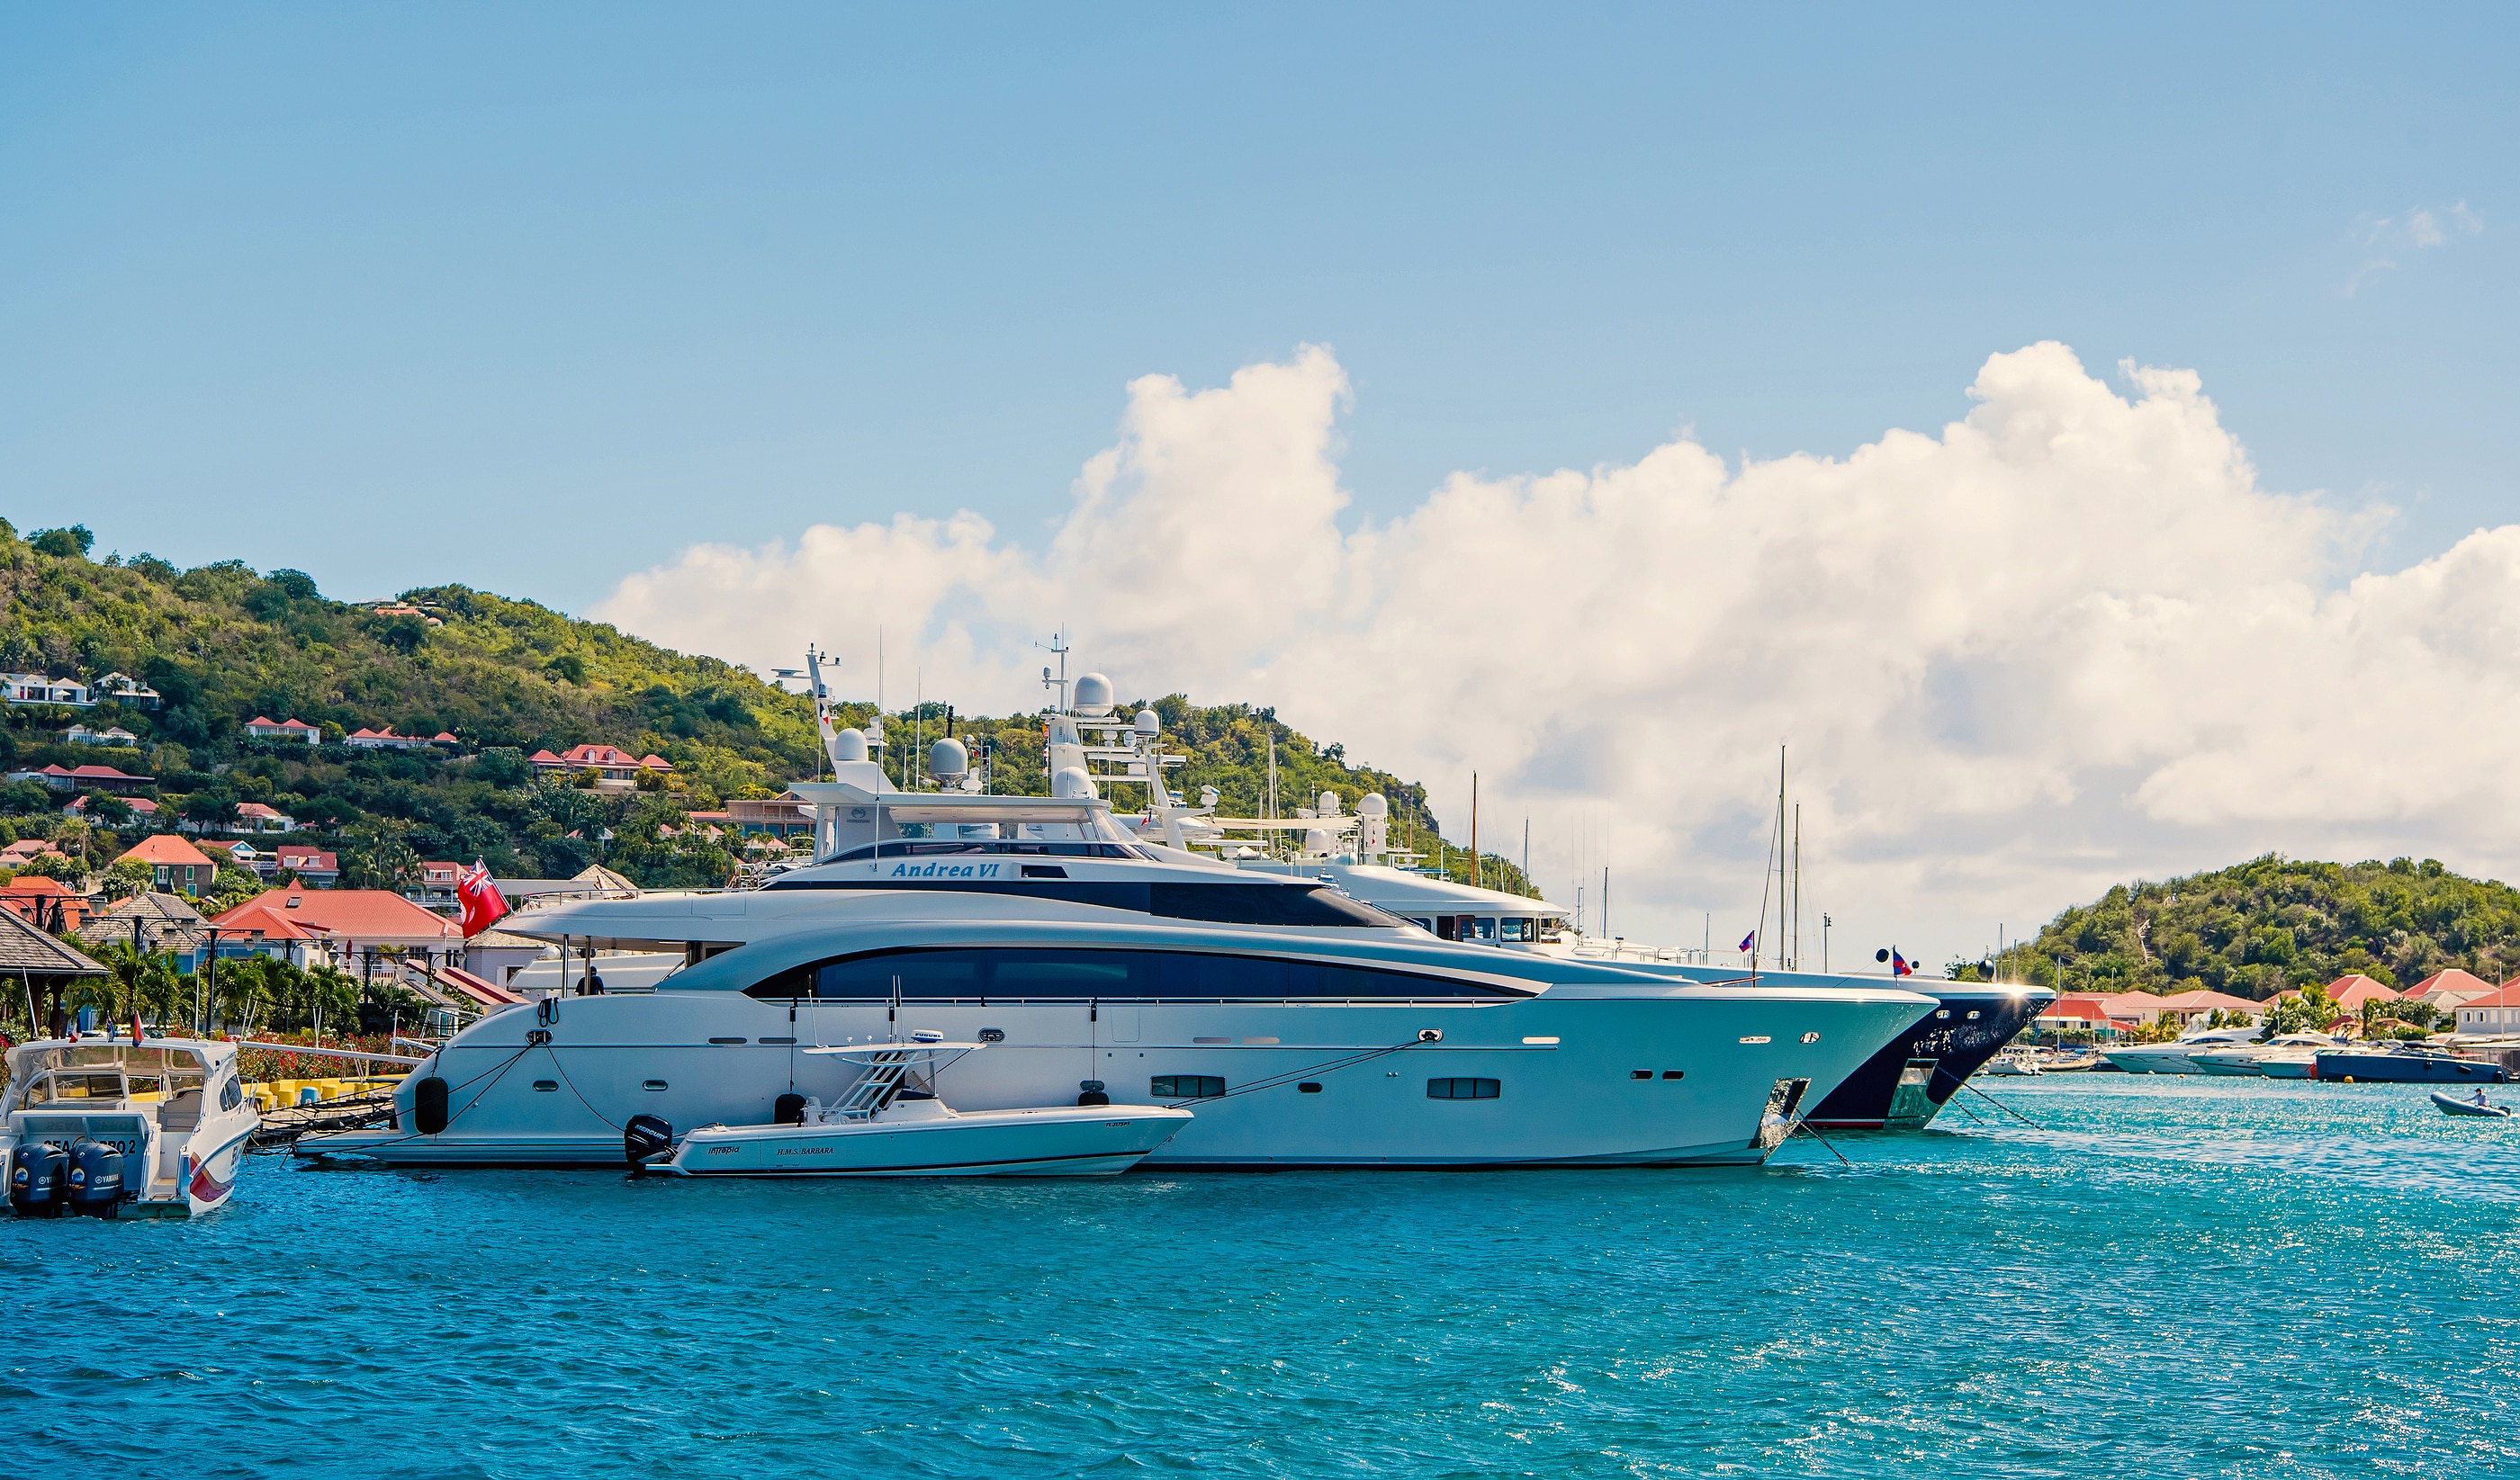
[1148,883,1408,928]
[991,951,1138,996]
[742,946,1525,1000]
[1426,1077,1501,1099]
[1151,1075,1226,1099]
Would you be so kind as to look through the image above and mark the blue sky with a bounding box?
[3,4,2512,609]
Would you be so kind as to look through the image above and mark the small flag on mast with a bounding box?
[1739,930,1758,954]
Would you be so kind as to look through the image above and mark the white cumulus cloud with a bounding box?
[594,343,2520,967]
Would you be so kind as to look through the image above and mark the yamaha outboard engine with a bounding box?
[10,1142,68,1218]
[67,1138,124,1219]
[624,1114,673,1167]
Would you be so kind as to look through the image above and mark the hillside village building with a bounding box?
[93,673,159,707]
[8,762,154,794]
[65,724,139,746]
[530,744,673,793]
[117,834,220,896]
[2455,986,2520,1036]
[245,716,323,744]
[0,875,94,933]
[3,673,92,706]
[344,726,456,750]
[274,847,340,887]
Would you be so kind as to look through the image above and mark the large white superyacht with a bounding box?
[303,665,1937,1171]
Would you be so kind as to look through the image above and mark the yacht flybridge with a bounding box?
[301,658,1940,1171]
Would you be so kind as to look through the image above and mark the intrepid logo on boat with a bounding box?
[888,862,1004,879]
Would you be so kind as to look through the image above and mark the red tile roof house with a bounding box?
[344,726,442,750]
[2405,969,2500,1010]
[0,838,64,866]
[212,889,461,975]
[274,848,341,888]
[117,833,221,896]
[62,794,160,818]
[2032,996,2124,1037]
[531,744,673,794]
[0,875,94,932]
[15,762,156,794]
[2453,985,2520,1037]
[244,715,323,744]
[2151,989,2266,1025]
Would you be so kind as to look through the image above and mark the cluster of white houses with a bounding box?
[2034,969,2520,1040]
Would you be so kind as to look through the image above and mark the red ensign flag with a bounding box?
[456,859,510,937]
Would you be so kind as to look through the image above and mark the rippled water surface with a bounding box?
[10,1075,2520,1476]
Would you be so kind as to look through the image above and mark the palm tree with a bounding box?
[214,955,273,1038]
[305,964,360,1046]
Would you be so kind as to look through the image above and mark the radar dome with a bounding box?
[928,737,968,777]
[832,728,868,763]
[1051,766,1098,799]
[1072,672,1115,716]
[1303,827,1337,857]
[1357,793,1388,818]
[1318,790,1340,815]
[1134,707,1161,736]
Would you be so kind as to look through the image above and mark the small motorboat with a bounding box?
[634,1034,1192,1179]
[1980,1051,2043,1077]
[5,1035,258,1218]
[2432,1091,2512,1119]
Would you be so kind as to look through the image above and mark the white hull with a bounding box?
[2188,1053,2267,1077]
[2257,1058,2317,1080]
[4,1038,258,1219]
[303,985,1931,1171]
[656,1103,1191,1178]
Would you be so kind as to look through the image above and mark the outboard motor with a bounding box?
[10,1142,68,1218]
[67,1138,124,1219]
[773,1093,806,1126]
[413,1076,450,1135]
[624,1114,674,1167]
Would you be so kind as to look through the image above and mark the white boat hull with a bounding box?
[2257,1058,2316,1080]
[655,1104,1192,1178]
[302,985,1932,1171]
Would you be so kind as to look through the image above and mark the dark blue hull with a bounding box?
[2316,1051,2508,1085]
[1804,986,2050,1129]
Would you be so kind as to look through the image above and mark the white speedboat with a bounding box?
[1980,1050,2043,1076]
[640,1035,1191,1177]
[2189,1034,2340,1077]
[5,1036,257,1218]
[2102,1024,2263,1075]
[300,660,1938,1171]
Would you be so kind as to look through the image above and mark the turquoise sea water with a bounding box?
[9,1074,2520,1476]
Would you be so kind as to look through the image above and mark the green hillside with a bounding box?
[0,520,1535,896]
[1980,854,2520,1000]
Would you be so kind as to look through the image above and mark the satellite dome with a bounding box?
[1051,766,1097,799]
[929,736,968,777]
[1357,793,1388,818]
[1318,790,1340,815]
[832,727,868,762]
[1303,827,1337,857]
[1072,672,1115,716]
[1134,707,1161,736]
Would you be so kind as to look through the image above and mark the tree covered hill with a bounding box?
[0,520,1534,895]
[1985,854,2520,999]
